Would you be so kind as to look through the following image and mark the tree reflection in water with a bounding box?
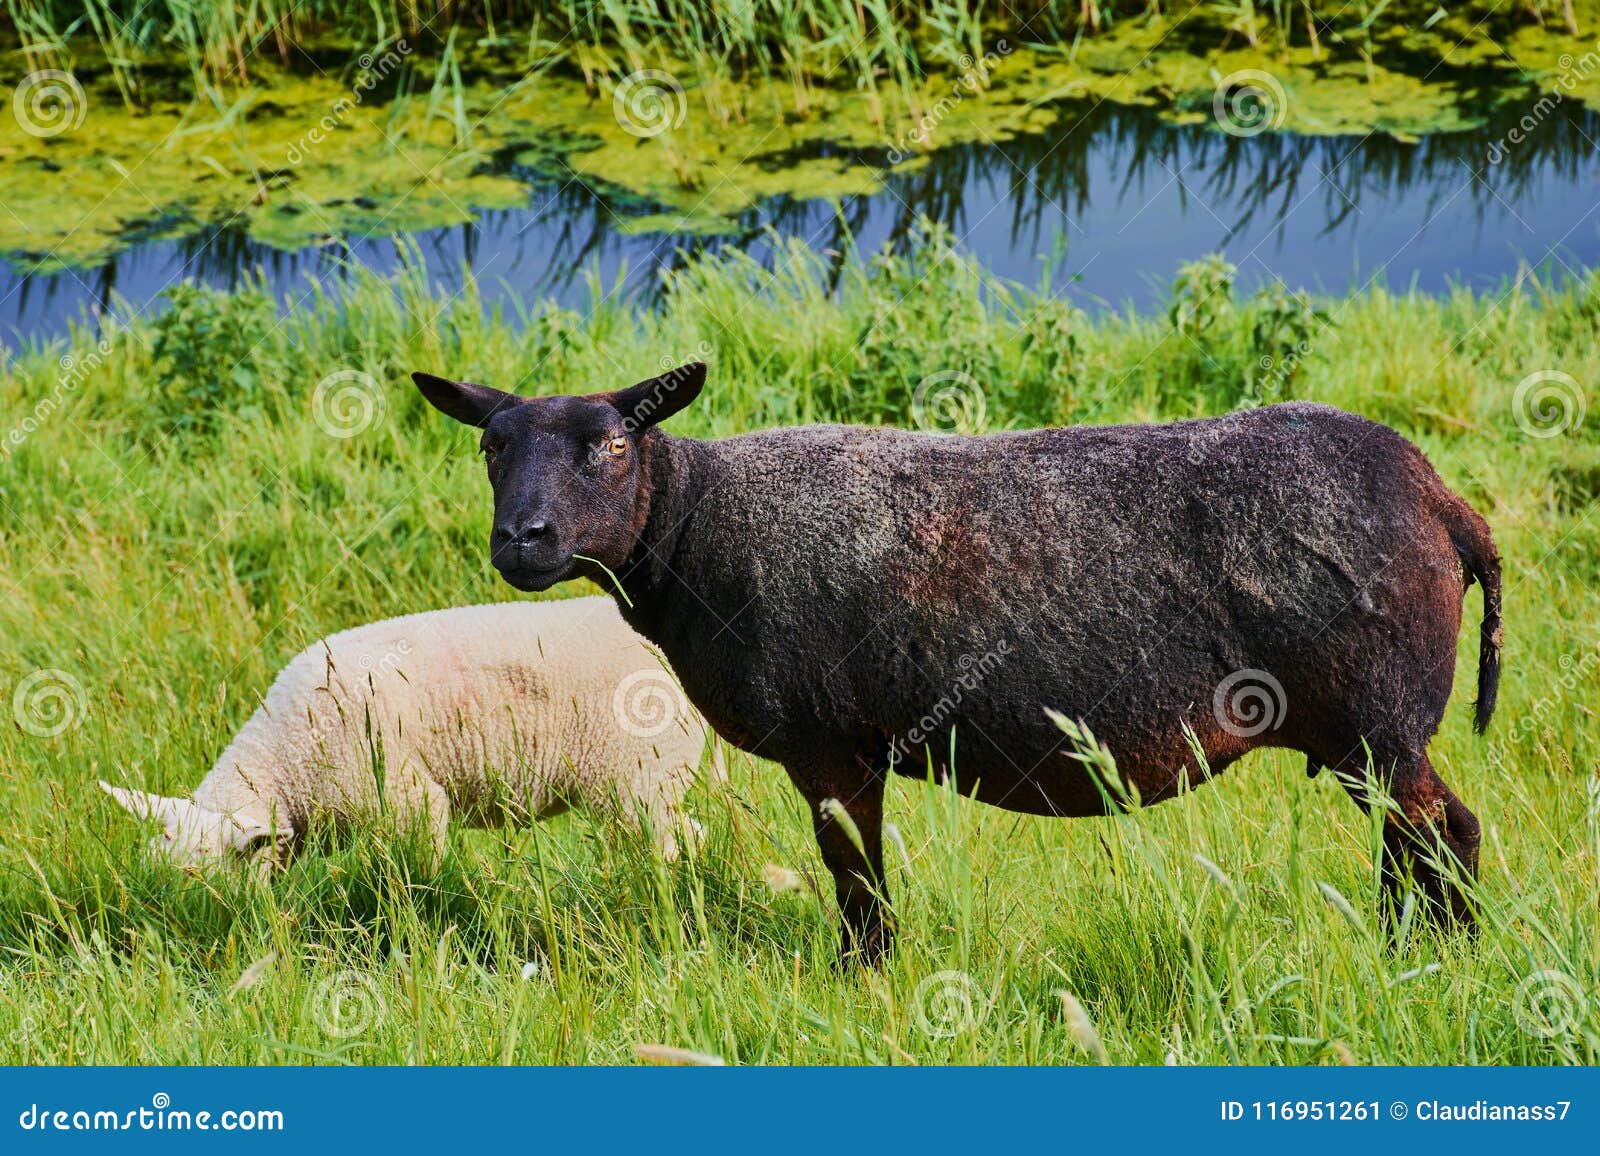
[4,96,1596,344]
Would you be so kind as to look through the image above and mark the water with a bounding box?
[3,97,1597,346]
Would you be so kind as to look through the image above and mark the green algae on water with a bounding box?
[1,10,1597,275]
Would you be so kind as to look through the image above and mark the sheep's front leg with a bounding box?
[636,790,688,862]
[801,764,892,965]
[423,778,450,869]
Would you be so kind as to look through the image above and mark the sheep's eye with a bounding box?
[606,436,628,458]
[482,445,498,466]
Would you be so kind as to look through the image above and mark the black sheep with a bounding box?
[412,363,1501,961]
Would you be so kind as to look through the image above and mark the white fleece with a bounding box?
[181,596,714,859]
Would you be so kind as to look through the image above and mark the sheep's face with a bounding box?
[476,393,646,590]
[412,363,706,592]
[100,782,294,872]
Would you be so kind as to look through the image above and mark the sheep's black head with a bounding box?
[411,362,706,591]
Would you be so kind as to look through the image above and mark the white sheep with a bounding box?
[101,596,718,868]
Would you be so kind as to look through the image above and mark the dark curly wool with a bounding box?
[413,364,1502,961]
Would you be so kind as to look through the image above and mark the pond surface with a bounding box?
[4,96,1597,346]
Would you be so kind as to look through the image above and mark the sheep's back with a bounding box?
[645,403,1455,773]
[227,596,704,823]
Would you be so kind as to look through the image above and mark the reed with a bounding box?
[0,1,1586,108]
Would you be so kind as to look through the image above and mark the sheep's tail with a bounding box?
[1443,494,1502,734]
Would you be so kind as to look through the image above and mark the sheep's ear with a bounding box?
[227,810,296,854]
[411,372,524,428]
[97,778,206,832]
[606,361,706,433]
[100,780,193,828]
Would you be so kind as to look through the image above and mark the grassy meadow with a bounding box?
[0,234,1597,1064]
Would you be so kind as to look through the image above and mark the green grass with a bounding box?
[1,231,1598,1064]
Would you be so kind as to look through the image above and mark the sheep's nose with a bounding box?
[495,519,550,546]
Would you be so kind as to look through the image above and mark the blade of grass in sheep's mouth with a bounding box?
[573,554,633,607]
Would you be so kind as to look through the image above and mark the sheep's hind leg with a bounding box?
[1384,754,1480,932]
[1330,749,1479,935]
[383,766,450,871]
